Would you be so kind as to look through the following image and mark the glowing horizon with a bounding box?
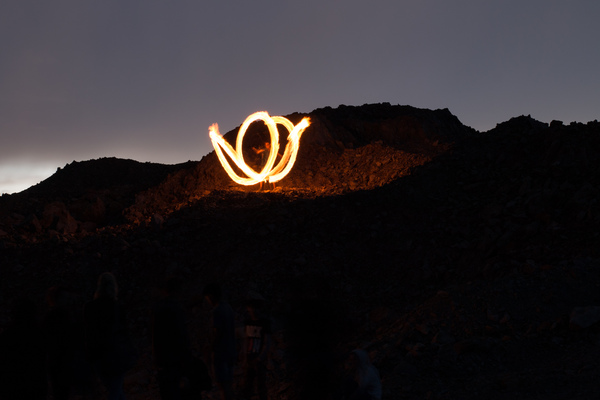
[0,162,58,195]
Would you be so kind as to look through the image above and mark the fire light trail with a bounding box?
[209,112,310,186]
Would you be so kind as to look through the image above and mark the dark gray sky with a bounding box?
[1,0,599,193]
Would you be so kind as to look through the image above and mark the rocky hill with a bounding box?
[1,103,600,399]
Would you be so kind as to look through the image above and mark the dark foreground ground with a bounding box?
[2,104,600,399]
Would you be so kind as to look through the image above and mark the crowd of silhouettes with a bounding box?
[0,272,381,400]
[0,272,138,400]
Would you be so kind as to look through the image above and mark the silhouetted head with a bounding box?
[351,349,371,371]
[94,272,118,300]
[245,290,265,309]
[202,283,222,306]
[349,348,381,391]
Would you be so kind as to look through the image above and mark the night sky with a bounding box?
[2,1,599,194]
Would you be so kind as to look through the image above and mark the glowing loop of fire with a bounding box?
[209,112,310,186]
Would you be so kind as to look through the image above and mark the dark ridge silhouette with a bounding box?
[1,104,600,399]
[26,157,192,196]
[0,157,193,231]
[122,103,475,223]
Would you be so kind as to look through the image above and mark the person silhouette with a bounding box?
[0,296,48,399]
[43,286,77,400]
[152,276,191,400]
[203,283,236,400]
[241,291,272,400]
[252,142,282,190]
[84,272,136,400]
[252,142,270,190]
[285,277,349,400]
[340,349,382,400]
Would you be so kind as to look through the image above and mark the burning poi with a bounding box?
[209,112,310,186]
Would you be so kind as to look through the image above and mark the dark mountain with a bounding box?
[1,104,600,399]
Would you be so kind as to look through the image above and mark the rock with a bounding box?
[432,330,455,345]
[151,213,165,229]
[406,343,426,358]
[11,264,24,272]
[22,214,42,233]
[569,306,600,330]
[42,201,79,234]
[453,338,493,355]
[369,307,390,323]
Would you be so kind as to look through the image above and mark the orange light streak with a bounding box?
[209,112,310,186]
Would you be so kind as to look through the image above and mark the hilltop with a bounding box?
[1,103,600,399]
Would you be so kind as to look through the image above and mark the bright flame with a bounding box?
[209,111,310,186]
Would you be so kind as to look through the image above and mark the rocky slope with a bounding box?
[1,104,600,399]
